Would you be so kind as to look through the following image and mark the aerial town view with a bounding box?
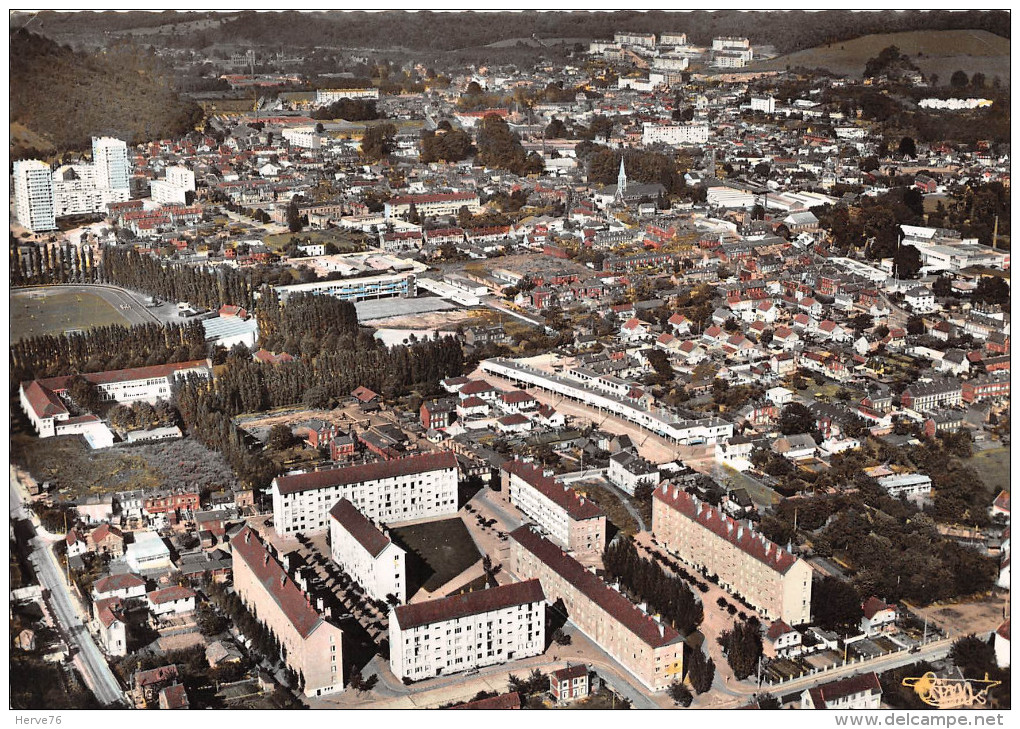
[7,8,1012,717]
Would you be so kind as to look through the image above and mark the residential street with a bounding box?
[10,470,126,706]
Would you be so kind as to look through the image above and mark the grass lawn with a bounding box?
[11,434,165,499]
[968,447,1010,494]
[572,483,638,537]
[11,290,132,341]
[262,228,371,254]
[389,517,481,594]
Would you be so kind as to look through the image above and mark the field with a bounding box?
[389,517,481,595]
[262,228,370,254]
[967,446,1010,494]
[11,289,133,341]
[755,29,1010,83]
[571,482,638,537]
[10,434,240,499]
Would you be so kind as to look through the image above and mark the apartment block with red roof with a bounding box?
[508,526,684,692]
[501,460,606,561]
[652,484,812,625]
[328,499,407,604]
[231,526,344,697]
[388,579,546,680]
[270,451,459,536]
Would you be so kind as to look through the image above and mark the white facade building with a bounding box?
[271,451,459,536]
[14,159,56,232]
[877,473,932,499]
[501,460,606,560]
[388,580,546,680]
[750,96,776,114]
[92,137,130,192]
[607,450,660,495]
[329,498,407,605]
[282,127,322,150]
[315,87,380,105]
[642,122,710,146]
[150,166,196,205]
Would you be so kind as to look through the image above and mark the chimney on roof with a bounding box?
[658,622,664,637]
[280,574,286,587]
[245,530,250,543]
[737,525,744,540]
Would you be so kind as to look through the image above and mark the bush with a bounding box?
[668,681,693,707]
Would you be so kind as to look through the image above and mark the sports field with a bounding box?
[11,288,133,341]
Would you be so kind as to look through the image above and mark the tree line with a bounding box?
[602,537,703,634]
[10,321,207,388]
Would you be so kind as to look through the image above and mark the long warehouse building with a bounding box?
[481,357,732,445]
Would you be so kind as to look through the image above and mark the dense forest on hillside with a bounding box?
[9,29,203,157]
[16,9,1009,55]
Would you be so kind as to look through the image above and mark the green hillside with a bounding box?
[755,29,1010,83]
[9,29,203,158]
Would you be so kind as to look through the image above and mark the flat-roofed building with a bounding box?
[652,484,812,625]
[501,460,606,560]
[231,526,344,697]
[271,451,459,535]
[329,498,407,604]
[389,580,546,680]
[384,192,481,220]
[508,526,685,692]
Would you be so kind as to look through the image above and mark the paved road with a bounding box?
[10,472,126,706]
[715,635,956,708]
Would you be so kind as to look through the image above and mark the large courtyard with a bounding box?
[389,517,482,596]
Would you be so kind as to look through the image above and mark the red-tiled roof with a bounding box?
[807,672,881,708]
[329,498,391,558]
[767,619,794,640]
[861,596,894,620]
[653,485,798,574]
[510,526,682,649]
[450,692,521,710]
[147,586,197,605]
[94,572,145,594]
[90,522,123,542]
[459,396,487,409]
[159,683,189,709]
[552,664,588,681]
[500,390,536,404]
[274,451,458,496]
[393,579,545,631]
[95,597,123,627]
[502,460,604,521]
[230,526,322,638]
[351,386,379,403]
[459,379,497,396]
[997,619,1009,641]
[20,380,68,419]
[36,359,210,392]
[498,413,530,426]
[134,664,179,688]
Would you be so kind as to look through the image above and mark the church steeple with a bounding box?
[616,156,628,200]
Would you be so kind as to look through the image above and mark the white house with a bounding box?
[92,572,147,602]
[905,286,937,314]
[766,619,802,657]
[147,586,197,617]
[995,621,1010,668]
[607,450,659,496]
[801,673,882,709]
[125,531,173,572]
[860,596,897,635]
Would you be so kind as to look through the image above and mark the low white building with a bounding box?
[125,531,172,572]
[877,473,932,499]
[147,586,197,616]
[801,673,882,710]
[329,498,407,605]
[860,596,897,635]
[93,573,147,602]
[388,580,546,680]
[607,450,659,496]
